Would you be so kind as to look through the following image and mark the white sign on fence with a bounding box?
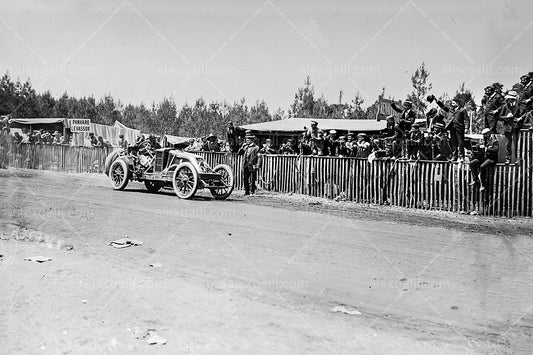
[69,119,91,132]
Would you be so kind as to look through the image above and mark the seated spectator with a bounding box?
[469,128,499,191]
[371,138,388,158]
[337,136,349,157]
[345,132,356,157]
[33,130,42,144]
[298,134,313,155]
[324,130,339,156]
[186,138,204,152]
[42,131,53,144]
[97,136,112,147]
[52,131,62,145]
[431,122,452,161]
[13,132,23,145]
[407,123,423,160]
[279,138,296,155]
[260,139,277,154]
[355,133,371,158]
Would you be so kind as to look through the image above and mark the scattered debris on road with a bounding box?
[24,256,52,263]
[331,306,361,316]
[128,326,167,345]
[146,333,167,345]
[108,236,143,249]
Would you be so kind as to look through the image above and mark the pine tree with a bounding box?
[407,62,432,117]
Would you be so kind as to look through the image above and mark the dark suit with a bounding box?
[470,135,499,186]
[481,92,503,132]
[498,102,521,162]
[239,143,261,194]
[437,101,469,160]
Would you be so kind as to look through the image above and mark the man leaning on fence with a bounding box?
[239,133,262,195]
[118,134,128,149]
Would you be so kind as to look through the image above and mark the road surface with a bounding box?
[1,168,532,354]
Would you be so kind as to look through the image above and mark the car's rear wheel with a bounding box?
[210,164,234,200]
[144,180,163,193]
[172,162,198,199]
[109,159,129,190]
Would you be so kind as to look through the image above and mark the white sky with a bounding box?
[1,0,532,110]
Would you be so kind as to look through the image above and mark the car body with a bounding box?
[105,148,234,199]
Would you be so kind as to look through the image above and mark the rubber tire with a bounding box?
[209,164,234,200]
[144,180,163,193]
[172,162,198,199]
[104,149,125,176]
[109,159,129,190]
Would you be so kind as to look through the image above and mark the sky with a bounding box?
[1,0,532,111]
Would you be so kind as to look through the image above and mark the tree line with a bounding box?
[0,63,479,137]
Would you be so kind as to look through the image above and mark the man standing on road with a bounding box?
[239,133,262,195]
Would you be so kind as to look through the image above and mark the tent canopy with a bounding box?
[239,118,387,133]
[9,118,65,125]
[161,134,192,147]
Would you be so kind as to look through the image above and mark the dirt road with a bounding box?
[1,169,532,354]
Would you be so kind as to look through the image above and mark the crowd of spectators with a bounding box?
[7,128,69,146]
[1,126,116,148]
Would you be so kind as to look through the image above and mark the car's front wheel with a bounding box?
[172,162,198,199]
[210,164,234,200]
[109,159,129,190]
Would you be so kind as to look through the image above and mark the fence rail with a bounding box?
[1,130,532,217]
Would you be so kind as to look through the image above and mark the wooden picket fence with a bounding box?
[1,130,532,217]
[0,143,113,173]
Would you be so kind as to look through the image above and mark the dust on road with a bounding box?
[1,168,532,354]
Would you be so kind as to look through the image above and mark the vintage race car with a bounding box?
[104,148,234,199]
